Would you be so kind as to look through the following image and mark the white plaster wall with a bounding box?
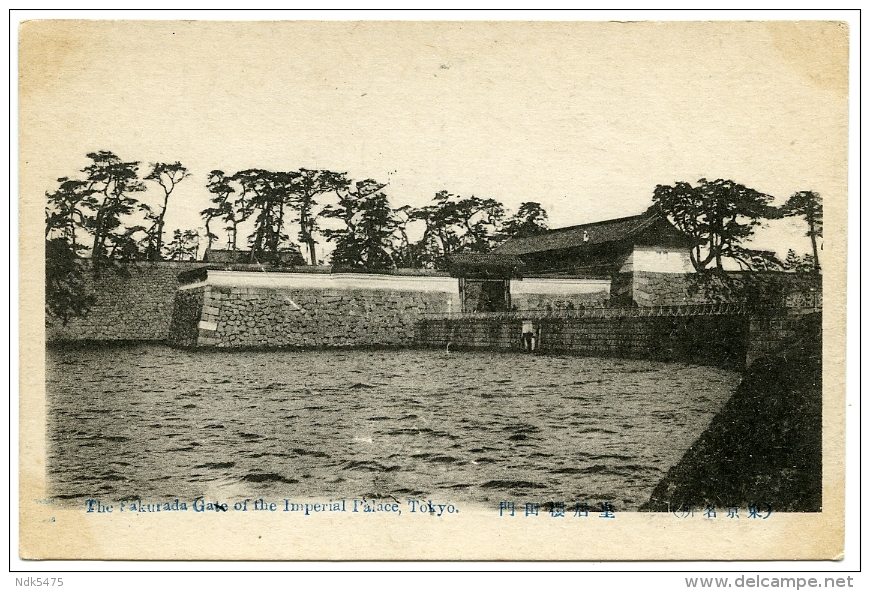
[511,278,611,295]
[621,246,694,274]
[184,270,460,294]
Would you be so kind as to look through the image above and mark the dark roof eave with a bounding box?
[495,212,694,255]
[445,253,525,278]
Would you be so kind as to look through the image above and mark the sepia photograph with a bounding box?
[18,16,849,562]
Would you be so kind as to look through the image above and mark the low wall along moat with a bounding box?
[168,271,459,349]
[46,261,208,343]
[415,308,820,370]
[48,262,821,370]
[45,262,824,517]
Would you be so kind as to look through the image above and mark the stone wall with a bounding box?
[48,260,822,356]
[512,292,609,311]
[46,261,207,343]
[746,312,822,366]
[610,272,634,305]
[168,272,457,348]
[632,271,823,309]
[511,277,611,311]
[631,272,715,307]
[417,309,822,369]
[167,285,205,348]
[416,313,750,368]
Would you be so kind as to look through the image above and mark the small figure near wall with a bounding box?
[522,320,537,351]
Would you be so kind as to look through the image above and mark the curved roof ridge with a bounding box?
[494,211,671,255]
[535,211,655,234]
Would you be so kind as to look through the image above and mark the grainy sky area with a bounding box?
[20,20,848,260]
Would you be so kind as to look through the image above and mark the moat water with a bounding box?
[46,345,740,511]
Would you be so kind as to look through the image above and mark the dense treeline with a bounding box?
[45,152,550,271]
[45,152,822,323]
[45,152,196,264]
[44,152,549,321]
[45,152,195,323]
[200,170,549,270]
[651,179,822,273]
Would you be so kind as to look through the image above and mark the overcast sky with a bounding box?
[20,20,848,260]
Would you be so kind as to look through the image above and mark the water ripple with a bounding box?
[46,346,740,510]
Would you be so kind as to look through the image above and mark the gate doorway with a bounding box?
[445,254,523,314]
[459,278,511,313]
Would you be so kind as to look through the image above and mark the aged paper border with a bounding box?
[16,14,852,562]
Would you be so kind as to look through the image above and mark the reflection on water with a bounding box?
[46,345,740,510]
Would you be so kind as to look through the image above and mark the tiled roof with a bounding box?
[494,213,685,255]
[445,253,525,278]
[203,249,251,263]
[203,249,303,264]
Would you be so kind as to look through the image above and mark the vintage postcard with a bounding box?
[19,18,849,561]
